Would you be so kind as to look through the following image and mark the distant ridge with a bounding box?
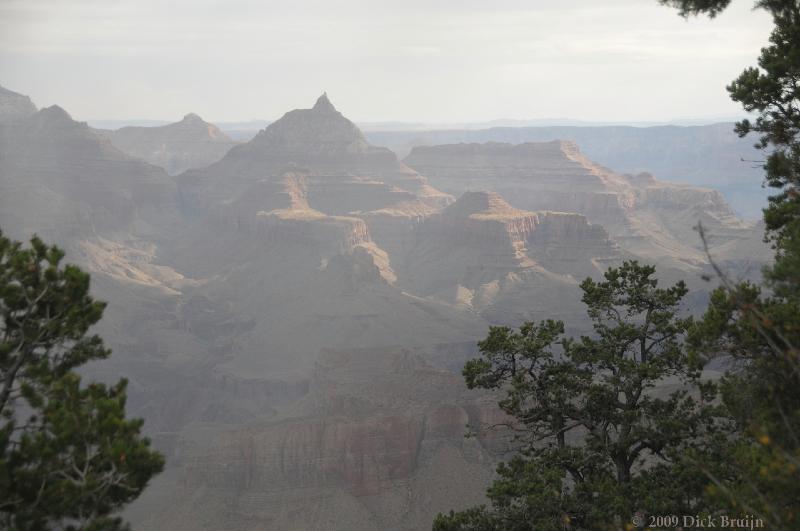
[405,139,755,272]
[0,89,771,531]
[365,123,765,217]
[0,100,177,243]
[0,85,37,121]
[100,112,237,175]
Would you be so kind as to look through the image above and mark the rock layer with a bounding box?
[0,89,765,531]
[365,122,767,217]
[131,347,501,531]
[0,104,178,244]
[404,141,763,272]
[398,191,619,321]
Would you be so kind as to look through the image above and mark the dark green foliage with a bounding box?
[0,231,164,530]
[662,0,800,254]
[436,262,725,530]
[658,0,800,527]
[658,0,732,17]
[686,276,800,527]
[438,1,800,527]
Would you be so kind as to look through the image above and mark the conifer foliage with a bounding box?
[660,1,800,526]
[435,262,725,529]
[0,231,163,530]
[436,2,800,528]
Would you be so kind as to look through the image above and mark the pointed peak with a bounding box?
[242,92,398,167]
[312,92,337,113]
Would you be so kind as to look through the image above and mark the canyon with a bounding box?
[366,122,767,218]
[0,85,766,530]
[404,141,761,280]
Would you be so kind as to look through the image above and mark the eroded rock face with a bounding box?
[238,93,397,171]
[101,113,238,175]
[177,94,451,226]
[149,95,487,383]
[404,141,764,273]
[133,348,502,531]
[405,141,632,218]
[0,89,765,531]
[171,96,458,324]
[396,191,619,319]
[0,104,178,245]
[366,122,767,218]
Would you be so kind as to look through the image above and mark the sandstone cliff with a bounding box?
[365,122,766,217]
[0,90,763,531]
[174,94,454,286]
[404,141,764,274]
[166,107,482,376]
[178,94,451,220]
[398,191,619,323]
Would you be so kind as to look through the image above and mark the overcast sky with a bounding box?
[0,0,773,123]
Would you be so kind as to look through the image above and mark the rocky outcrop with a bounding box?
[255,209,371,255]
[365,122,766,217]
[177,94,451,228]
[101,112,238,175]
[0,85,36,122]
[0,104,178,243]
[404,141,764,272]
[153,97,488,384]
[1,92,764,531]
[397,191,619,318]
[406,141,637,233]
[232,93,397,172]
[173,95,456,306]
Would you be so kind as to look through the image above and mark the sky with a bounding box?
[0,0,774,124]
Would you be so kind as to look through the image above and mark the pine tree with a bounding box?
[435,262,725,530]
[659,1,800,526]
[0,231,164,530]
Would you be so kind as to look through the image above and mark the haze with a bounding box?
[0,0,772,123]
[0,0,780,523]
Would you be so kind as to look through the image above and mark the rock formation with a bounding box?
[178,93,450,215]
[101,112,238,175]
[0,103,178,246]
[404,141,764,275]
[163,95,483,376]
[365,122,766,217]
[127,346,503,531]
[112,96,499,529]
[396,191,619,323]
[176,93,452,270]
[0,89,766,531]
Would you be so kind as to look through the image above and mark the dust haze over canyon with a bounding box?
[0,85,769,529]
